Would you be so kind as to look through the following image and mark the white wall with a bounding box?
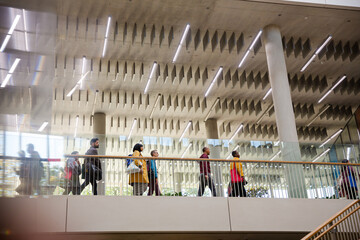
[0,196,355,234]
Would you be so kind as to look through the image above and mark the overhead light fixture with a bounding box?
[1,58,21,88]
[67,71,90,97]
[144,61,157,94]
[312,148,330,162]
[204,97,220,121]
[317,75,346,103]
[346,147,351,160]
[102,16,111,57]
[205,67,223,97]
[262,88,272,101]
[238,29,262,68]
[229,124,244,142]
[38,121,48,132]
[270,150,281,161]
[181,143,192,158]
[300,35,332,72]
[319,129,343,148]
[273,141,280,146]
[80,57,86,89]
[256,103,273,124]
[227,145,240,159]
[306,104,331,127]
[128,118,137,140]
[22,9,28,51]
[172,24,190,63]
[149,94,161,119]
[179,121,192,142]
[74,115,79,138]
[0,15,21,52]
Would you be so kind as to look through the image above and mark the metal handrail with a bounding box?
[301,200,360,240]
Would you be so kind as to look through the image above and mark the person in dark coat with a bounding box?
[80,138,102,195]
[339,159,359,199]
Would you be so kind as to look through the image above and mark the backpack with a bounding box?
[126,154,133,167]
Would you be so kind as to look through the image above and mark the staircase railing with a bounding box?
[302,200,360,240]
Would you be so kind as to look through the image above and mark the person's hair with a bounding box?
[150,150,158,156]
[90,138,99,145]
[341,159,349,163]
[71,151,79,155]
[133,143,144,152]
[27,143,34,150]
[232,151,238,157]
[202,147,208,153]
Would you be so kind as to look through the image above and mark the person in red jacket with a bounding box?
[197,147,217,197]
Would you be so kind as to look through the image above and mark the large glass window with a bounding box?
[5,131,20,157]
[49,135,64,159]
[21,132,47,158]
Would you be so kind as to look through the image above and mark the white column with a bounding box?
[93,112,106,195]
[205,118,223,197]
[263,25,307,198]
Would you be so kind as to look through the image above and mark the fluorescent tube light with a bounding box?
[38,121,48,132]
[8,15,21,35]
[9,58,21,73]
[172,24,190,63]
[270,150,281,161]
[144,62,157,94]
[0,35,11,52]
[74,115,79,138]
[149,94,161,119]
[67,71,90,97]
[300,35,332,72]
[1,74,12,88]
[312,148,330,162]
[319,129,343,148]
[179,121,192,142]
[238,29,262,68]
[181,143,192,158]
[229,124,244,142]
[204,97,220,121]
[318,75,346,103]
[262,88,272,101]
[128,118,137,139]
[205,67,223,97]
[102,16,111,57]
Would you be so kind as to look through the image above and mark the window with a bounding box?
[5,131,20,157]
[160,137,173,146]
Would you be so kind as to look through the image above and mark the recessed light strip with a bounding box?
[0,15,21,52]
[67,71,90,97]
[204,97,220,121]
[205,67,223,97]
[319,129,343,148]
[102,16,111,57]
[306,104,331,127]
[179,121,192,142]
[181,143,192,158]
[300,35,332,72]
[1,58,21,88]
[238,29,262,68]
[172,24,190,63]
[312,148,331,162]
[144,62,157,94]
[38,121,49,132]
[262,88,272,101]
[149,94,162,119]
[270,150,281,161]
[317,75,346,103]
[22,9,28,51]
[128,118,137,139]
[229,124,244,142]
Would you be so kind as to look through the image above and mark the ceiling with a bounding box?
[0,0,359,145]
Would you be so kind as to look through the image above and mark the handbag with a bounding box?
[126,161,141,174]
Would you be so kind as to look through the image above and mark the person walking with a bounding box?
[129,143,149,196]
[229,150,247,197]
[197,147,217,197]
[63,151,82,195]
[27,144,43,195]
[147,150,161,196]
[80,138,102,195]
